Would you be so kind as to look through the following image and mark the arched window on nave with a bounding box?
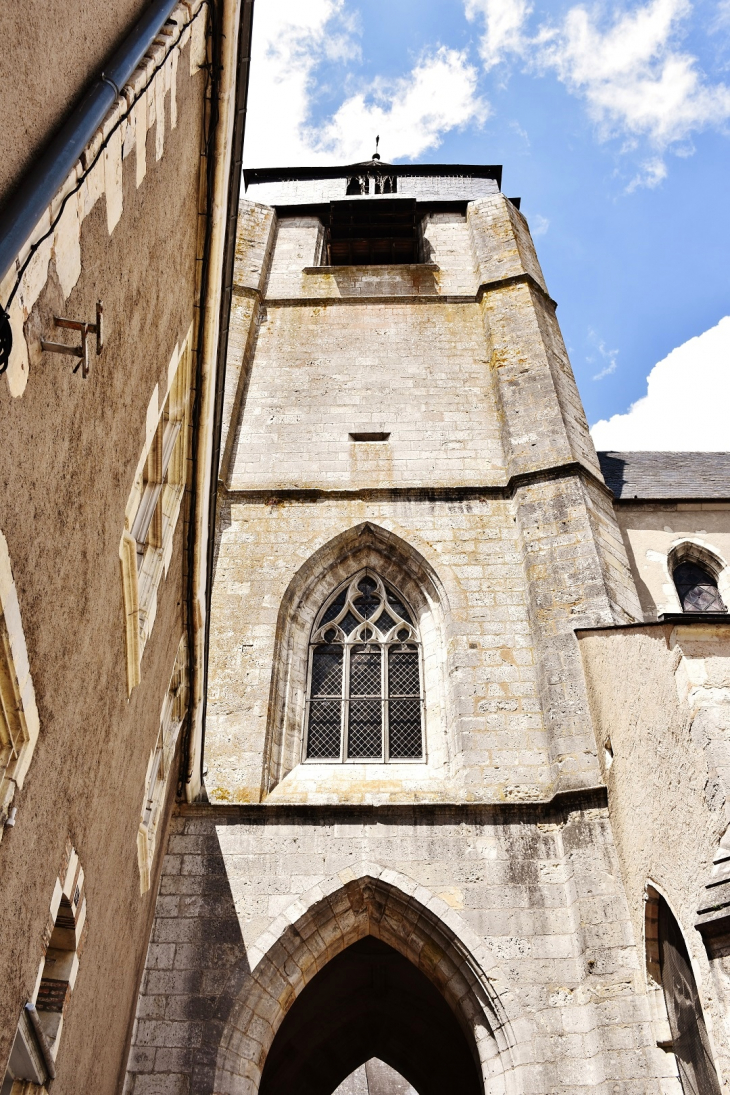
[673,560,726,613]
[305,571,423,763]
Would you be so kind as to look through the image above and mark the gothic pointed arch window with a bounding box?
[305,571,424,762]
[673,560,726,613]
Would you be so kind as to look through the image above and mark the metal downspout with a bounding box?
[182,0,255,802]
[194,0,255,794]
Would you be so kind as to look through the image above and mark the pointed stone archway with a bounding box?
[333,1058,417,1094]
[258,935,481,1095]
[213,866,518,1095]
[261,520,455,794]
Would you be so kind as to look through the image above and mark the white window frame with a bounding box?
[137,636,188,893]
[0,530,40,833]
[120,331,192,692]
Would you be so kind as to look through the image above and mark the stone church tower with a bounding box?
[123,160,730,1094]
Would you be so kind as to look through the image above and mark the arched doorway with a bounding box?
[259,937,483,1095]
[213,872,515,1095]
[646,887,722,1095]
[334,1058,416,1093]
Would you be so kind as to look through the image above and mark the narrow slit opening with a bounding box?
[349,432,390,442]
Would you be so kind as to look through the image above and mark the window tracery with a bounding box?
[305,571,423,762]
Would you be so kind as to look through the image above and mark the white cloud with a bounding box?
[529,212,549,236]
[312,49,487,163]
[626,156,668,191]
[245,0,486,167]
[465,0,532,67]
[538,0,730,150]
[244,0,354,166]
[590,316,730,449]
[588,334,619,380]
[465,0,730,169]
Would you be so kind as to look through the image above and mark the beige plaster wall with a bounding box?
[0,22,205,1095]
[614,503,730,620]
[577,622,730,1087]
[0,0,149,207]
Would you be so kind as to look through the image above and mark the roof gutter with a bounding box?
[0,0,179,290]
[184,0,255,801]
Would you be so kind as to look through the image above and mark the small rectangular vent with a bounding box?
[349,432,390,442]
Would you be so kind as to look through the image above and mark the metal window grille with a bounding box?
[658,896,722,1095]
[673,562,726,613]
[305,571,424,762]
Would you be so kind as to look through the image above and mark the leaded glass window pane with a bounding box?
[311,646,343,696]
[320,590,347,625]
[388,646,422,758]
[307,645,344,759]
[350,647,380,695]
[386,590,412,622]
[348,698,383,758]
[673,562,726,613]
[305,571,423,763]
[307,701,342,758]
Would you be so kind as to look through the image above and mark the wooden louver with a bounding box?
[327,199,418,266]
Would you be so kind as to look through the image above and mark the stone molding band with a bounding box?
[234,271,560,310]
[223,460,614,503]
[476,270,557,310]
[232,271,557,309]
[177,784,609,819]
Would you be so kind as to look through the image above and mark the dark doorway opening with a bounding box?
[259,937,483,1095]
[657,896,722,1095]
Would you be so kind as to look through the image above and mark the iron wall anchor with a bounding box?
[41,300,104,378]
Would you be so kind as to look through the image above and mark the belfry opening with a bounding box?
[259,938,482,1095]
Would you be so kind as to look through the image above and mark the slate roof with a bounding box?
[598,451,730,500]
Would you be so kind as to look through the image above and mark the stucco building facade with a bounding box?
[0,0,253,1091]
[117,162,730,1094]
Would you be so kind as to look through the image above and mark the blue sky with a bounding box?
[243,0,730,448]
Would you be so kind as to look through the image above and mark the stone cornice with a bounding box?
[229,269,558,309]
[476,271,557,310]
[178,784,609,820]
[222,460,613,503]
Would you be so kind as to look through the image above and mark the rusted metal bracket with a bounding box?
[41,299,103,378]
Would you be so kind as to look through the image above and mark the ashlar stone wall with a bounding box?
[207,502,548,805]
[124,799,674,1095]
[207,190,641,808]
